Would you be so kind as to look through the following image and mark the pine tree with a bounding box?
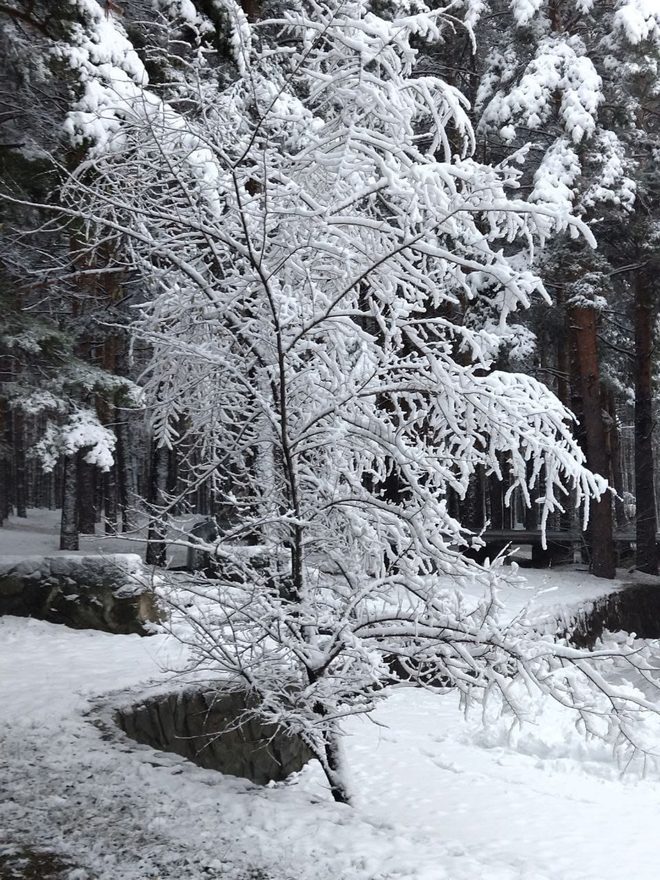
[460,0,660,575]
[0,0,144,533]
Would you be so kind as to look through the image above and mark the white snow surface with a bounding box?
[0,508,196,568]
[2,613,660,880]
[3,512,660,878]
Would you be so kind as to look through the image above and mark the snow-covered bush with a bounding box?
[49,0,660,802]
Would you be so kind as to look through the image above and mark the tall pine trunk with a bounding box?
[571,304,615,578]
[12,409,27,518]
[145,441,168,566]
[0,397,9,525]
[77,455,97,534]
[461,469,486,532]
[60,454,79,551]
[634,267,657,574]
[116,416,139,532]
[488,461,505,530]
[608,389,627,530]
[104,466,118,534]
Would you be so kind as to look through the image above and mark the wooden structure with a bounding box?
[480,528,660,567]
[480,529,582,566]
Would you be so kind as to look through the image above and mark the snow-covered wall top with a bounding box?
[0,553,146,596]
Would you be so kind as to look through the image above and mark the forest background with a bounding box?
[1,0,659,581]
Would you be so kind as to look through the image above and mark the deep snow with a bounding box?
[3,511,660,878]
[3,615,660,880]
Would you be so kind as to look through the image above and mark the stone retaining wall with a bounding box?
[563,582,660,647]
[114,688,313,784]
[0,554,160,635]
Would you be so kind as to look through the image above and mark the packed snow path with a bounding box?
[2,614,660,879]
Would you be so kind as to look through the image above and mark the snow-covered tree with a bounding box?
[0,1,144,532]
[16,0,660,803]
[462,0,660,575]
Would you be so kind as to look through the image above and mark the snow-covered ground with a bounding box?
[3,510,660,879]
[0,507,197,568]
[2,614,660,880]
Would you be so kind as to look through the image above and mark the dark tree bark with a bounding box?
[522,459,540,531]
[571,305,616,578]
[53,460,62,512]
[240,0,262,22]
[59,454,79,551]
[145,441,169,567]
[555,288,571,409]
[0,397,9,525]
[488,465,505,530]
[77,454,96,534]
[116,416,139,532]
[607,389,627,530]
[461,468,486,532]
[12,409,27,518]
[634,267,657,574]
[104,466,118,534]
[0,393,14,523]
[308,687,351,804]
[0,468,7,527]
[323,730,350,805]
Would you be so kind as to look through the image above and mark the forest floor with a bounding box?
[0,508,197,568]
[2,511,660,879]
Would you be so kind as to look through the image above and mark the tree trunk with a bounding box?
[60,454,79,551]
[146,441,168,567]
[571,305,615,578]
[0,396,14,522]
[77,454,97,534]
[104,466,119,534]
[12,409,27,518]
[0,467,7,526]
[0,398,8,525]
[116,416,139,532]
[322,729,351,805]
[524,460,539,531]
[608,389,627,530]
[556,290,571,407]
[461,469,485,532]
[634,267,657,574]
[488,464,504,530]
